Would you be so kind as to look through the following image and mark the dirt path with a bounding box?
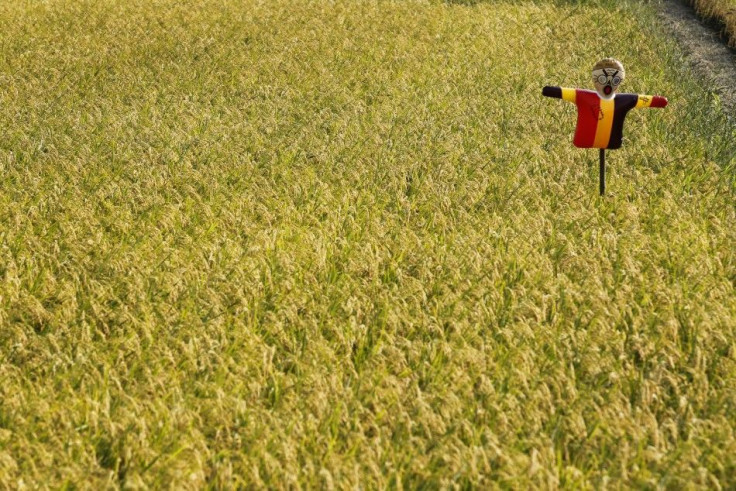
[655,0,736,119]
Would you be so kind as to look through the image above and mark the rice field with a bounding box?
[687,0,736,46]
[0,0,735,487]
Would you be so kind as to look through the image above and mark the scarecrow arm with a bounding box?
[635,95,668,108]
[542,86,576,103]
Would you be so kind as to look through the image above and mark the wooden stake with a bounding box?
[599,149,606,196]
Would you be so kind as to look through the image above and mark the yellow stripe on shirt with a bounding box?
[593,98,615,149]
[561,88,576,103]
[636,95,654,108]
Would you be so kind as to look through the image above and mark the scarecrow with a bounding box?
[542,58,668,194]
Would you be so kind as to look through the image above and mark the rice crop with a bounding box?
[686,0,736,46]
[0,0,734,487]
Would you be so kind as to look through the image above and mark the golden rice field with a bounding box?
[688,0,736,45]
[0,0,735,487]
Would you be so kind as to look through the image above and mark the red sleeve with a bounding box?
[651,96,668,108]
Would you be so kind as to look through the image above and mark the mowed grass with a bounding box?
[687,0,736,46]
[1,0,735,487]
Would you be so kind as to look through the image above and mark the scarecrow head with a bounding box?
[592,58,625,99]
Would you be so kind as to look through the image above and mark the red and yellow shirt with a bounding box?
[542,87,668,149]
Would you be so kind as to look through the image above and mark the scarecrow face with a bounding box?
[592,67,623,99]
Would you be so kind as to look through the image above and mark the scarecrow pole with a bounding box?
[599,149,605,196]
